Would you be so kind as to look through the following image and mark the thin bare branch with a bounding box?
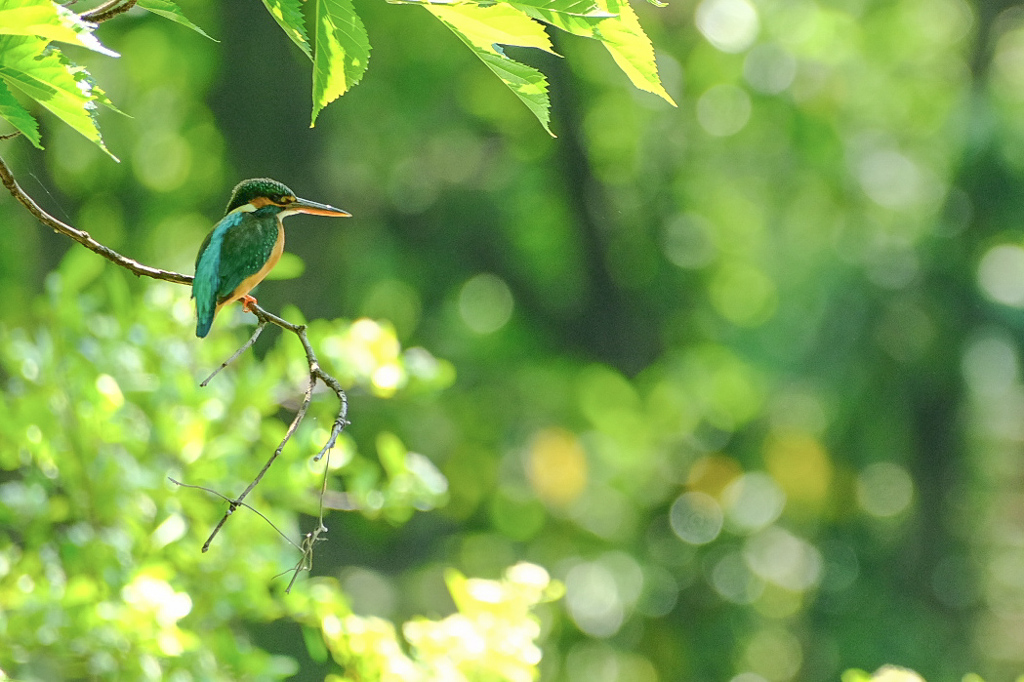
[168,477,301,551]
[202,366,318,552]
[0,155,192,285]
[280,446,334,593]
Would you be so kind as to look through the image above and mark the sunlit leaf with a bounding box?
[0,35,117,159]
[520,0,675,105]
[594,0,674,104]
[510,0,615,19]
[136,0,218,41]
[311,0,371,126]
[261,0,312,59]
[0,0,119,57]
[0,78,41,148]
[425,3,557,136]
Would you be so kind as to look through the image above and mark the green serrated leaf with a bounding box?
[594,0,674,104]
[311,0,370,126]
[261,0,311,59]
[0,0,119,57]
[0,78,41,148]
[426,3,556,135]
[510,0,615,19]
[481,50,553,132]
[89,81,129,117]
[136,0,218,41]
[0,35,117,159]
[521,0,674,105]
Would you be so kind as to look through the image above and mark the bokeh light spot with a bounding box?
[744,43,797,94]
[763,433,832,511]
[711,550,764,604]
[742,627,803,681]
[527,428,588,507]
[687,455,743,497]
[744,526,821,591]
[697,84,752,137]
[856,148,929,209]
[636,565,679,617]
[978,244,1024,307]
[722,472,786,533]
[670,491,724,545]
[490,488,547,541]
[95,374,124,410]
[458,273,514,334]
[962,334,1019,397]
[340,567,397,619]
[133,130,192,192]
[993,27,1024,96]
[857,462,914,518]
[565,561,625,638]
[695,0,760,53]
[710,262,777,326]
[361,279,422,339]
[662,213,718,269]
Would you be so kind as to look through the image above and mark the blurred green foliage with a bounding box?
[3,0,1024,680]
[841,666,1024,682]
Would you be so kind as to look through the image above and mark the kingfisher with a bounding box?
[192,177,350,338]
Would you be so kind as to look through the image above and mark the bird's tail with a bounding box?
[193,233,223,338]
[195,313,213,338]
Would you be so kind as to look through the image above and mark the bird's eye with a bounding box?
[279,195,296,205]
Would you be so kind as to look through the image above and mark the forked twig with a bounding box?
[200,305,349,552]
[167,477,301,551]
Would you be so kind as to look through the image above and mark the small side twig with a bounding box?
[201,320,268,387]
[279,446,333,592]
[201,309,349,552]
[168,477,301,551]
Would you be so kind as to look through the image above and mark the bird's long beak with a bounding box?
[287,197,351,217]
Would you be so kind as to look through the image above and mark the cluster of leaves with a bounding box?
[0,253,507,680]
[842,666,1004,682]
[0,0,672,155]
[0,0,209,158]
[291,562,563,682]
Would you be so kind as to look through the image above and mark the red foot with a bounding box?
[240,294,258,312]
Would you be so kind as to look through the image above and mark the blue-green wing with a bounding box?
[193,210,279,337]
[215,212,279,296]
[193,213,239,337]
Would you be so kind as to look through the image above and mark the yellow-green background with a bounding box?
[0,0,1020,680]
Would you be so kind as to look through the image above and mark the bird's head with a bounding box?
[225,178,350,218]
